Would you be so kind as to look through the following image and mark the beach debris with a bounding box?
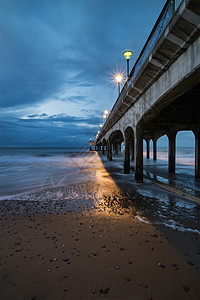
[182,286,189,293]
[63,287,67,292]
[151,234,158,238]
[99,287,110,294]
[158,262,165,268]
[62,258,70,262]
[114,265,120,270]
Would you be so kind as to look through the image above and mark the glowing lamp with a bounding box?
[115,74,122,83]
[123,50,133,78]
[123,50,133,60]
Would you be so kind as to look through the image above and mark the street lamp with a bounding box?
[123,50,133,78]
[99,124,102,129]
[115,74,123,95]
[103,110,109,123]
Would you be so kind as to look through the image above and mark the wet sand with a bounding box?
[0,152,200,299]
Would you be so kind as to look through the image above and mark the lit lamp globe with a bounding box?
[99,124,102,129]
[115,74,123,95]
[123,50,133,78]
[103,114,107,123]
[104,110,108,115]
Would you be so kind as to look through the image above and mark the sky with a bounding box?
[0,0,194,147]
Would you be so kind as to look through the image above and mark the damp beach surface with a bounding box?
[0,151,200,299]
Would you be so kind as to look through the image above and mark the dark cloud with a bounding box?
[0,0,169,146]
[0,118,97,147]
[0,0,165,108]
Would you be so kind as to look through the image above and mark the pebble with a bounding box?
[158,262,165,268]
[99,288,109,294]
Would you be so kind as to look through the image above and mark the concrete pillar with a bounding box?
[124,140,130,174]
[146,139,150,159]
[131,138,134,161]
[194,130,200,179]
[109,143,112,161]
[107,142,109,159]
[90,144,91,151]
[134,128,143,182]
[102,145,105,155]
[153,139,157,160]
[168,131,177,173]
[95,144,97,151]
[114,145,118,155]
[118,144,121,153]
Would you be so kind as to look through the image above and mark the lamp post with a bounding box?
[123,50,133,78]
[115,74,123,95]
[103,110,109,123]
[99,124,102,130]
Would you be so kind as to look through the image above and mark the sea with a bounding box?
[0,147,195,198]
[0,147,90,198]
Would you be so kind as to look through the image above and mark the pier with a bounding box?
[96,0,200,182]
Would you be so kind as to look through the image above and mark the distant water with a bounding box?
[0,147,89,197]
[144,147,195,166]
[0,147,195,198]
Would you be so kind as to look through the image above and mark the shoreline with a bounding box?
[1,152,200,299]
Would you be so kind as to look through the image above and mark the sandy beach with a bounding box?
[0,152,200,300]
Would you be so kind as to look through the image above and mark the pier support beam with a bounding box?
[146,139,150,159]
[168,131,177,173]
[135,128,143,182]
[107,142,112,161]
[102,145,105,155]
[114,145,118,156]
[124,139,130,174]
[194,129,200,179]
[131,138,134,161]
[107,142,109,159]
[153,139,157,160]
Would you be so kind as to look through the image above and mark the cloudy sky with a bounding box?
[1,0,193,147]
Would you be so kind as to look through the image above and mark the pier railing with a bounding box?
[99,0,183,139]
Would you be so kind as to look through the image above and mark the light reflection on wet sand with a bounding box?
[1,151,200,299]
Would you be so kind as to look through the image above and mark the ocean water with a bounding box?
[158,147,195,166]
[0,147,89,197]
[0,147,195,198]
